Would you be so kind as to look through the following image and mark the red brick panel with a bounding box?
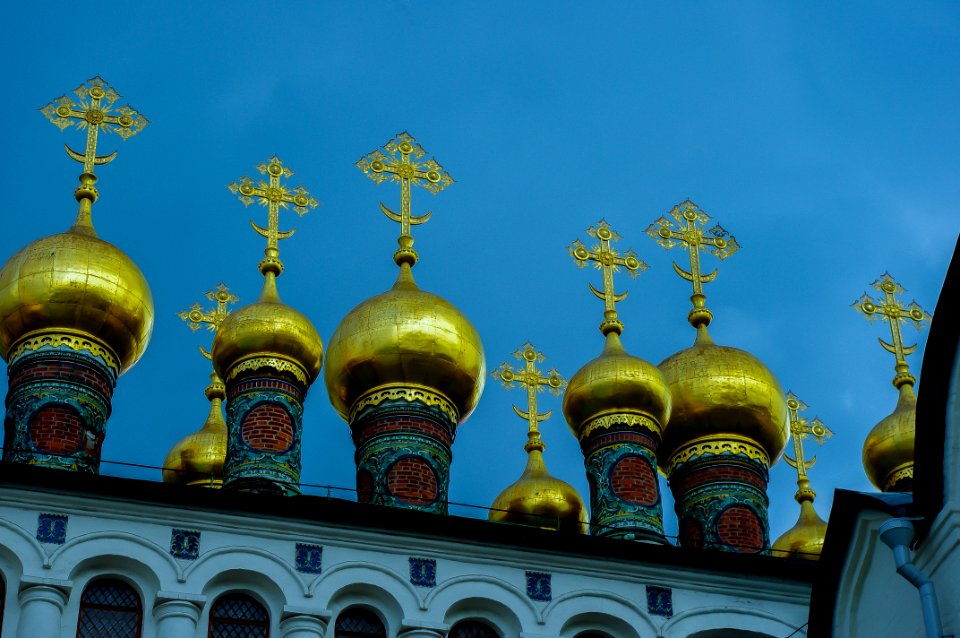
[29,406,85,454]
[357,469,375,503]
[241,404,294,452]
[674,463,767,494]
[354,416,452,447]
[680,517,704,549]
[11,361,113,398]
[386,457,438,505]
[716,505,764,553]
[610,455,659,506]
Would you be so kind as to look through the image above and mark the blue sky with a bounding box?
[3,3,958,540]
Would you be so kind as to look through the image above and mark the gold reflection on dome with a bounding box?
[0,77,153,372]
[163,373,228,487]
[646,201,787,470]
[853,272,931,492]
[772,393,832,560]
[489,344,587,534]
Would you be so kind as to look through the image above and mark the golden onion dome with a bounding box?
[212,273,322,385]
[862,382,916,491]
[0,225,154,372]
[562,331,671,441]
[324,262,485,422]
[163,373,227,487]
[658,325,788,469]
[771,484,828,560]
[489,437,587,534]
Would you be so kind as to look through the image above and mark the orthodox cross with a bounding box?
[569,220,647,335]
[783,392,832,483]
[357,132,453,265]
[178,283,239,360]
[646,200,739,327]
[853,272,932,387]
[493,343,566,446]
[228,156,319,270]
[41,76,148,176]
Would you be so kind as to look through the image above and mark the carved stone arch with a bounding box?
[183,546,308,599]
[48,530,180,586]
[311,561,421,620]
[688,631,777,638]
[327,581,405,638]
[663,606,800,637]
[425,573,540,629]
[545,590,653,637]
[65,556,160,638]
[0,517,46,570]
[199,568,289,637]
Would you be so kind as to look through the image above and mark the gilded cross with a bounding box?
[357,132,453,264]
[178,283,239,359]
[783,392,832,481]
[569,220,647,335]
[853,272,931,387]
[41,76,148,176]
[228,156,319,266]
[493,343,566,441]
[646,200,739,326]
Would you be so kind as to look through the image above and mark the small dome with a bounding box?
[562,332,671,440]
[213,275,323,384]
[658,326,787,469]
[324,263,485,422]
[771,497,828,560]
[863,383,916,491]
[488,440,587,534]
[163,374,227,488]
[0,229,154,372]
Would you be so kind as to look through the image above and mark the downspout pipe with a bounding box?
[878,518,943,638]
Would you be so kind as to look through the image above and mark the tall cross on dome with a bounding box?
[783,392,832,484]
[646,200,740,328]
[178,283,239,360]
[569,220,647,336]
[228,156,319,275]
[41,76,149,176]
[357,132,454,266]
[493,343,566,447]
[853,272,932,388]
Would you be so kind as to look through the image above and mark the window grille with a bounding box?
[208,593,270,638]
[76,579,142,638]
[334,607,387,638]
[449,620,500,638]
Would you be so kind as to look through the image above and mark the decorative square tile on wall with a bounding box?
[525,571,552,602]
[295,543,323,574]
[36,513,68,544]
[646,585,673,617]
[170,528,201,560]
[409,557,437,587]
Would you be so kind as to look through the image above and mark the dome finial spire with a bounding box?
[178,282,240,359]
[357,131,454,268]
[853,272,932,389]
[494,342,567,447]
[783,392,833,503]
[646,199,740,330]
[41,76,149,235]
[569,219,647,336]
[227,156,319,296]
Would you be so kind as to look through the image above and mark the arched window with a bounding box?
[208,593,269,638]
[449,619,500,638]
[334,607,386,638]
[76,578,142,638]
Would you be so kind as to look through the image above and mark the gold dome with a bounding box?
[771,497,828,560]
[658,325,788,469]
[489,438,587,534]
[0,227,154,372]
[324,262,485,422]
[163,373,227,488]
[562,332,671,441]
[862,383,916,491]
[212,274,323,384]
